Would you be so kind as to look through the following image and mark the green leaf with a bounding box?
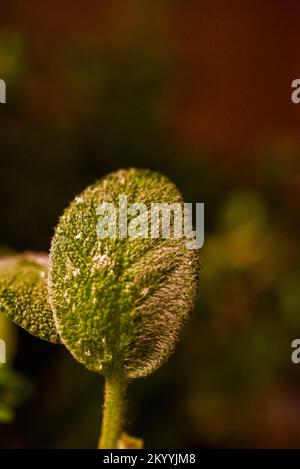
[0,253,60,343]
[117,432,144,449]
[49,169,199,378]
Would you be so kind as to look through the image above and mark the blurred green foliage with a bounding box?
[0,315,32,424]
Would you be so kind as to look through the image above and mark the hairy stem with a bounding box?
[98,373,128,449]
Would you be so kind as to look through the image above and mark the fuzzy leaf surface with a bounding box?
[0,253,60,343]
[49,169,199,377]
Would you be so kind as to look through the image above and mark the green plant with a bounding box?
[0,314,32,424]
[0,168,200,448]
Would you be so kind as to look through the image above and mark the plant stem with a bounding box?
[98,373,128,449]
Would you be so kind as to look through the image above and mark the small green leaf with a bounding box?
[49,169,199,377]
[0,253,60,343]
[117,432,144,449]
